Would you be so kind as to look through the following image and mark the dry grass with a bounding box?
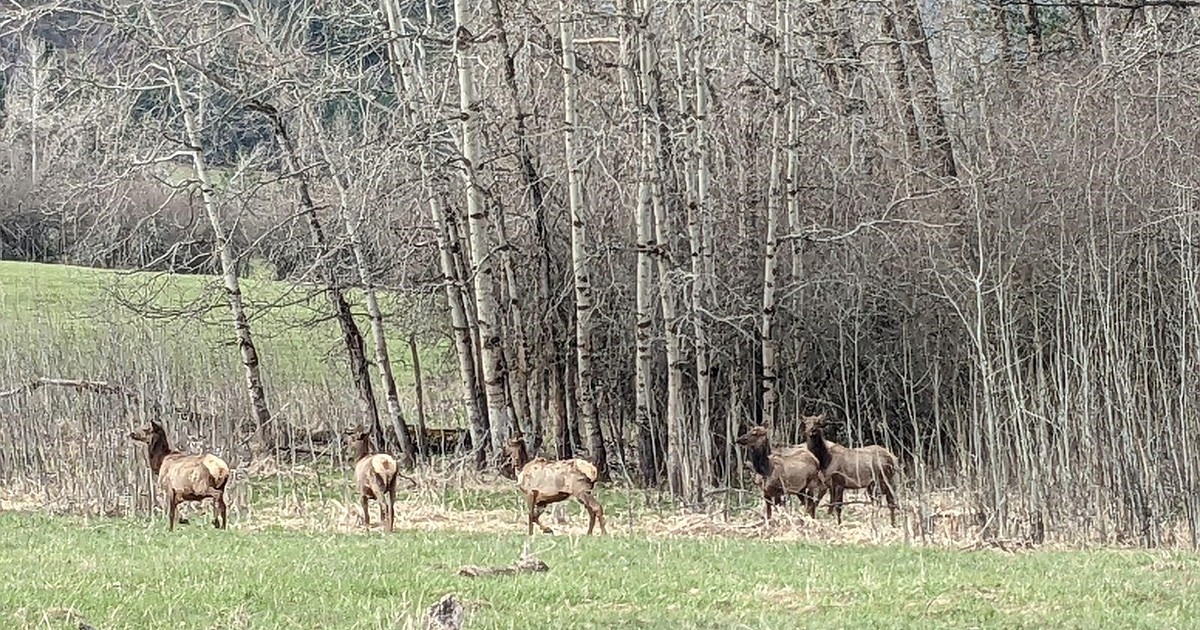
[4,461,1173,554]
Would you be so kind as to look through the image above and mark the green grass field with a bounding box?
[2,511,1199,629]
[0,260,450,386]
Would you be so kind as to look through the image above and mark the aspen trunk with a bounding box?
[306,111,417,465]
[379,0,489,466]
[690,0,715,488]
[430,195,490,467]
[453,0,515,459]
[252,103,384,450]
[622,0,659,486]
[490,0,541,440]
[409,333,429,458]
[640,9,692,498]
[560,0,608,476]
[894,0,957,177]
[166,63,272,441]
[760,0,787,431]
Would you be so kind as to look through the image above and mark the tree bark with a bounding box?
[894,0,957,177]
[490,0,541,441]
[560,0,608,476]
[409,332,429,459]
[690,0,715,488]
[250,102,384,451]
[431,194,490,468]
[622,0,659,487]
[166,62,272,443]
[640,8,692,499]
[453,0,515,461]
[306,111,417,466]
[760,0,786,431]
[379,0,488,466]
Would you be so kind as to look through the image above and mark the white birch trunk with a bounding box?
[307,114,417,465]
[690,0,714,488]
[380,0,488,464]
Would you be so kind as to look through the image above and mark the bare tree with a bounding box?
[559,0,608,475]
[453,0,515,458]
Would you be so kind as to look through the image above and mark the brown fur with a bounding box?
[803,413,899,526]
[735,425,825,521]
[504,434,606,535]
[347,427,398,533]
[129,420,229,531]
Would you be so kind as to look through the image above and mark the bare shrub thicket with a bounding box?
[1,0,1199,547]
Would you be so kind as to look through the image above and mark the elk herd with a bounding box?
[127,411,897,535]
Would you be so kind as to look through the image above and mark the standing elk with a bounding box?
[129,419,229,531]
[803,413,899,526]
[346,426,399,533]
[735,425,825,521]
[504,434,606,535]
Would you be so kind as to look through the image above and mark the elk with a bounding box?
[735,425,825,521]
[129,419,229,531]
[803,413,899,526]
[346,426,398,532]
[504,434,606,535]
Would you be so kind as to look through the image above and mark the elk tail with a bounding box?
[201,454,231,487]
[575,459,600,484]
[371,454,399,484]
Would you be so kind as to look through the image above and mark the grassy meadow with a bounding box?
[3,510,1200,629]
[0,259,451,388]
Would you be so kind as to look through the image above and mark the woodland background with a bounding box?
[1,0,1199,547]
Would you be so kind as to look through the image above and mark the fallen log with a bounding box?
[0,377,140,401]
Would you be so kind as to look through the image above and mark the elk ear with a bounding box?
[150,419,164,431]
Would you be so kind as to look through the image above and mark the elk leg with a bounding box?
[764,496,772,522]
[203,488,224,529]
[384,489,395,533]
[530,489,540,532]
[361,495,371,530]
[808,484,826,519]
[830,484,845,525]
[532,504,552,534]
[576,492,606,535]
[167,492,180,531]
[216,492,227,529]
[880,479,898,527]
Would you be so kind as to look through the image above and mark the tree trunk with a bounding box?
[453,0,515,461]
[760,0,787,431]
[166,62,272,443]
[560,0,608,476]
[431,195,490,468]
[690,0,715,488]
[306,111,417,466]
[1025,4,1043,63]
[409,332,429,459]
[250,102,384,450]
[490,0,541,440]
[379,0,488,467]
[881,9,922,161]
[894,0,957,177]
[622,0,659,487]
[640,9,692,499]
